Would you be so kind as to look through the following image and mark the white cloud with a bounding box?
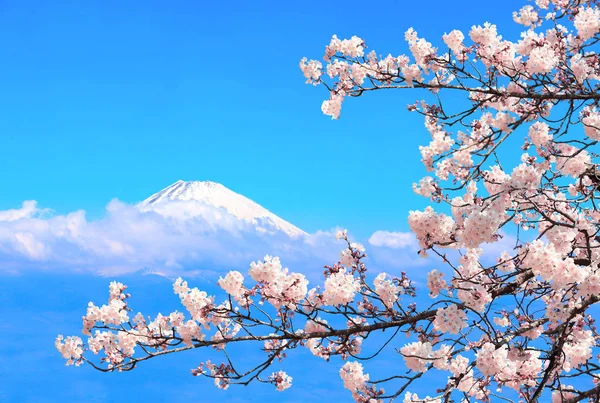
[368,230,418,249]
[0,200,45,222]
[0,200,346,278]
[0,200,439,280]
[363,230,428,274]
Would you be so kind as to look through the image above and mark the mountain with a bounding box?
[139,180,306,237]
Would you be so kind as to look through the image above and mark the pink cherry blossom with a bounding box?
[58,1,600,400]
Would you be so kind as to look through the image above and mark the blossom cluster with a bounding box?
[247,255,309,309]
[433,305,467,335]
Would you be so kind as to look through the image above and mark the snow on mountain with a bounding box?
[139,180,306,237]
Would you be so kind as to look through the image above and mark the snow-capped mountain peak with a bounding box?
[139,180,306,237]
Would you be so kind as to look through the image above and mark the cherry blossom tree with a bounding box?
[57,0,600,401]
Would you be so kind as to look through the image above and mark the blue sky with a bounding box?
[0,0,522,237]
[1,0,530,401]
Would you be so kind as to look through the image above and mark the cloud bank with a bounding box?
[0,199,526,283]
[0,200,425,279]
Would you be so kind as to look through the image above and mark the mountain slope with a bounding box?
[139,180,306,237]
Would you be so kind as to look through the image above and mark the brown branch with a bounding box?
[564,384,600,403]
